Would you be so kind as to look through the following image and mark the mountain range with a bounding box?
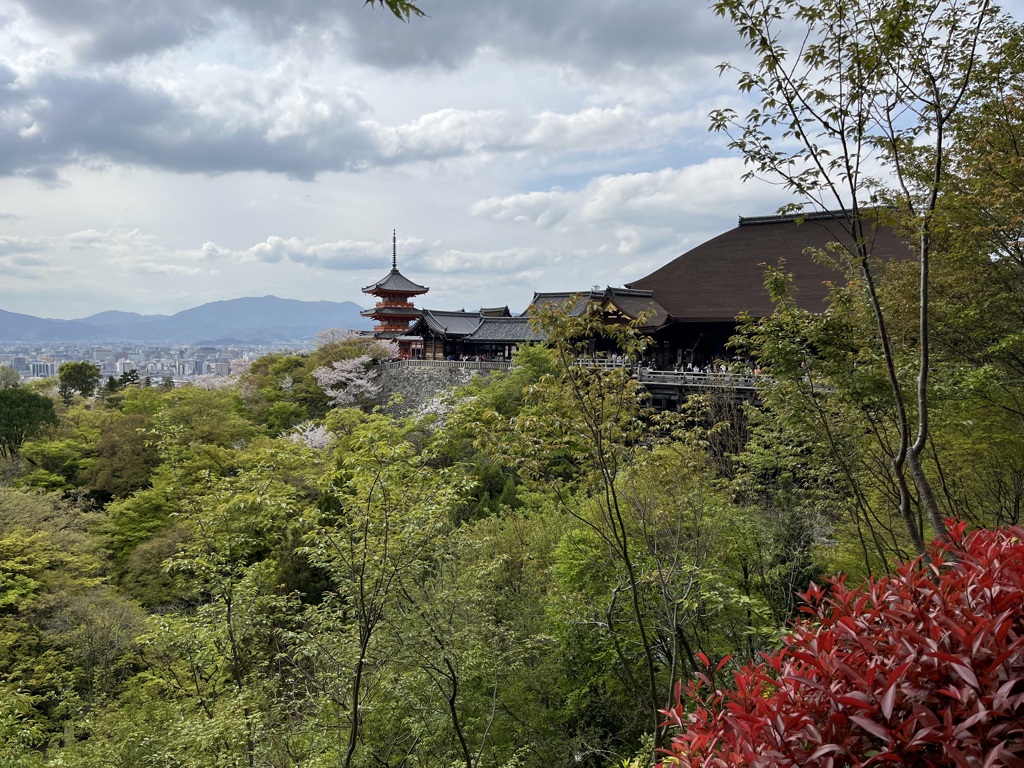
[0,296,373,343]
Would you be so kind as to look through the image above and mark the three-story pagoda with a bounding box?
[361,232,428,358]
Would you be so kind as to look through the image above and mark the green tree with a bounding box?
[79,413,160,501]
[732,270,917,572]
[931,21,1024,435]
[102,375,120,396]
[238,352,324,431]
[0,489,112,752]
[129,437,327,767]
[118,369,140,389]
[0,687,46,767]
[0,387,57,459]
[0,364,20,389]
[14,404,157,496]
[711,0,1009,553]
[298,414,469,768]
[477,301,685,759]
[374,508,562,768]
[57,361,101,403]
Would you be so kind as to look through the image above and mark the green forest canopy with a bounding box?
[2,2,1024,765]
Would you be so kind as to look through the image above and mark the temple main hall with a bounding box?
[364,211,913,365]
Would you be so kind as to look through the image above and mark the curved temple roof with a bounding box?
[463,317,547,344]
[523,287,670,331]
[628,211,913,321]
[361,231,429,296]
[412,309,485,338]
[361,268,429,296]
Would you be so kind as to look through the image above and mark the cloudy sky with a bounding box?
[0,0,1016,319]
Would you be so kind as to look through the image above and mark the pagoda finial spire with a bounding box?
[392,230,397,270]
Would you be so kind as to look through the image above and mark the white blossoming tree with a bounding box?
[313,356,381,407]
[282,421,334,450]
[310,331,399,408]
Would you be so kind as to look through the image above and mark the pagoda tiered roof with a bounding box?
[361,268,429,296]
[359,305,423,319]
[361,230,429,297]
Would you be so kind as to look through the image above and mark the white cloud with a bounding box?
[522,105,688,154]
[0,235,48,255]
[3,0,1000,321]
[424,247,549,274]
[472,159,782,234]
[374,108,515,162]
[132,262,202,276]
[181,234,417,271]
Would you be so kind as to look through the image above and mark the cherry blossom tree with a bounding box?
[313,356,382,407]
[281,421,333,450]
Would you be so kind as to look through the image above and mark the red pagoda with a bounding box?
[361,231,428,358]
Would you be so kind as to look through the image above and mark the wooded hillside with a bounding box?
[3,2,1024,764]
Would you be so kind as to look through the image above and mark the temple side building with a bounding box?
[409,307,548,361]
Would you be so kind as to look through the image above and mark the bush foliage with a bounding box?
[659,520,1024,767]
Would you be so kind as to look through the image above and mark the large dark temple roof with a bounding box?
[627,211,913,321]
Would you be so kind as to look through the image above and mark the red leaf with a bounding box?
[946,744,974,768]
[836,692,874,711]
[849,715,892,744]
[880,683,897,721]
[982,742,1005,768]
[951,662,980,690]
[809,744,844,760]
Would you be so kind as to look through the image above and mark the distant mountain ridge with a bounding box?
[0,296,373,343]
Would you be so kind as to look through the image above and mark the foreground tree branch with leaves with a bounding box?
[711,0,1011,553]
[508,303,667,752]
[298,414,470,768]
[364,0,424,21]
[473,304,784,763]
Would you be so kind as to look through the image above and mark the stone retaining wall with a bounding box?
[373,364,494,415]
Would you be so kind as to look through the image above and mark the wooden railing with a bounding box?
[377,359,514,372]
[639,369,759,390]
[378,358,761,391]
[575,358,760,390]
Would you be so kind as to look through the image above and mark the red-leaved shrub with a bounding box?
[659,521,1024,767]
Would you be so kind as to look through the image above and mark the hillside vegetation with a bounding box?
[1,265,1022,767]
[3,3,1024,762]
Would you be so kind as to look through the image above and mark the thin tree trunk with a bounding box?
[908,145,950,543]
[853,217,928,558]
[344,628,371,768]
